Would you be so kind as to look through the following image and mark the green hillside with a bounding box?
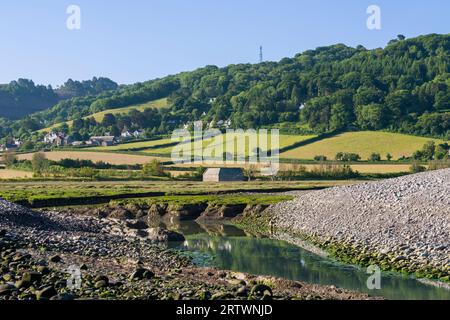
[2,34,449,145]
[39,98,168,133]
[280,131,445,160]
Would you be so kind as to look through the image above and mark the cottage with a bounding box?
[90,136,116,146]
[55,135,73,147]
[203,168,245,182]
[43,132,59,144]
[121,130,133,139]
[0,143,17,152]
[133,130,144,138]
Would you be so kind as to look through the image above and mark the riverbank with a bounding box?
[237,169,450,283]
[0,199,376,300]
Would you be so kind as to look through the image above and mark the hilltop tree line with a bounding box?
[0,34,449,143]
[0,77,118,121]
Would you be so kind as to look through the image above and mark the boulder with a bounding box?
[36,286,58,300]
[126,220,149,230]
[166,204,208,221]
[147,227,185,242]
[109,207,134,220]
[148,204,168,219]
[198,204,247,220]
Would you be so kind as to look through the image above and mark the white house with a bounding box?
[121,130,133,139]
[43,132,59,144]
[132,130,144,138]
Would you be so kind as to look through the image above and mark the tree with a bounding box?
[368,153,381,162]
[78,167,98,179]
[314,155,327,161]
[356,104,386,130]
[110,125,121,137]
[244,164,258,181]
[142,159,165,177]
[31,152,48,174]
[435,143,449,160]
[410,161,426,173]
[102,113,116,127]
[2,151,17,167]
[422,141,436,160]
[386,153,393,161]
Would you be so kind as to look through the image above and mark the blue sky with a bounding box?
[0,0,448,86]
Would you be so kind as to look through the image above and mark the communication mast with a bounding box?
[259,46,263,63]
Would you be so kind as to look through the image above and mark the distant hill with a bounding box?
[0,79,58,119]
[1,33,449,143]
[0,77,118,120]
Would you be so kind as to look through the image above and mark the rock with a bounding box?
[126,220,149,230]
[166,204,208,221]
[15,280,31,289]
[129,268,154,281]
[36,286,58,300]
[147,228,185,242]
[109,207,134,220]
[22,271,42,284]
[236,286,248,297]
[249,284,273,299]
[126,220,148,230]
[95,280,109,288]
[0,283,15,296]
[0,229,6,237]
[50,255,62,263]
[50,293,75,300]
[2,273,13,281]
[198,204,247,220]
[211,292,234,300]
[148,204,168,219]
[37,266,50,275]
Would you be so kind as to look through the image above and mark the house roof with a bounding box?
[203,168,244,175]
[91,136,115,141]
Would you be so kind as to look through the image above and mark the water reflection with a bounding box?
[169,221,450,300]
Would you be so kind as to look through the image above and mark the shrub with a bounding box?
[410,161,426,173]
[335,152,361,162]
[78,167,98,179]
[31,152,49,175]
[2,151,17,167]
[428,159,450,171]
[143,159,165,177]
[314,155,327,161]
[368,153,381,162]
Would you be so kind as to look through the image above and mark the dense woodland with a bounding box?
[1,33,449,144]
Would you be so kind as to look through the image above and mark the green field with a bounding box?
[111,194,294,207]
[280,131,445,160]
[0,180,351,205]
[92,133,316,156]
[39,98,168,133]
[89,130,443,162]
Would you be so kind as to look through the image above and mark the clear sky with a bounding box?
[0,0,448,86]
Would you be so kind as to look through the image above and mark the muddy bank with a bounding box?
[55,202,270,223]
[16,187,325,209]
[0,199,376,300]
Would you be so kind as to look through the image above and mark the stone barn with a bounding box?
[203,168,245,182]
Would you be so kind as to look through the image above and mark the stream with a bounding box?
[167,221,450,300]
